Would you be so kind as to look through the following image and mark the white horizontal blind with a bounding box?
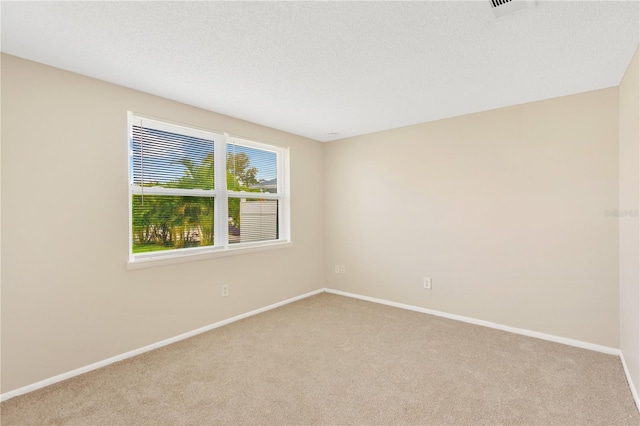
[227,139,280,244]
[131,125,215,190]
[130,121,216,255]
[128,114,289,260]
[226,139,278,193]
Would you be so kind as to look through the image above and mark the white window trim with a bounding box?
[127,113,292,269]
[126,241,294,270]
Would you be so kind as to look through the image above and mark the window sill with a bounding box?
[126,241,293,270]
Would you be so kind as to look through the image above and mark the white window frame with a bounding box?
[127,113,291,270]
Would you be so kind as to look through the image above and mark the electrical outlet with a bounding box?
[423,277,432,290]
[339,265,346,274]
[222,284,229,297]
[334,265,340,273]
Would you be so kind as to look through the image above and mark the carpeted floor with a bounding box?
[1,292,639,425]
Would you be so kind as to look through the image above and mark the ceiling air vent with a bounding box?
[490,0,535,19]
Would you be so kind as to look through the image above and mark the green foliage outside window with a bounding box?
[132,152,264,253]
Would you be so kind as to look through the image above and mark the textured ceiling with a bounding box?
[1,1,638,142]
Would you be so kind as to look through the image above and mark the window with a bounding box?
[128,114,290,264]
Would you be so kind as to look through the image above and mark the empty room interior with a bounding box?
[1,1,640,424]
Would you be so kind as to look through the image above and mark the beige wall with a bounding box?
[0,51,632,396]
[324,87,620,347]
[0,54,325,393]
[619,46,640,396]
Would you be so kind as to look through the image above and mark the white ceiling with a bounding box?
[1,1,638,142]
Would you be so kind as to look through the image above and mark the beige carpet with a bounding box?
[1,293,639,425]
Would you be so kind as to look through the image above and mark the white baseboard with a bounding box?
[2,286,633,412]
[327,288,640,415]
[0,288,324,402]
[620,351,640,413]
[324,288,621,356]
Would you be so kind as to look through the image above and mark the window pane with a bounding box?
[228,198,278,244]
[227,143,277,193]
[132,126,214,190]
[132,195,214,253]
